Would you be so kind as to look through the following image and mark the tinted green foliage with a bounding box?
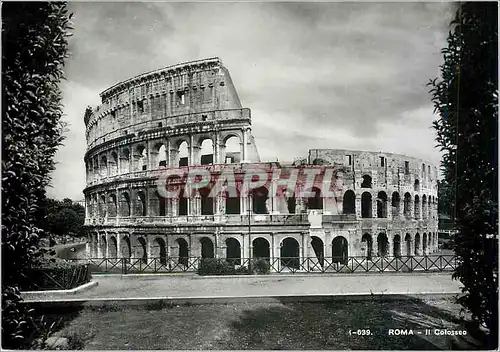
[38,198,86,238]
[21,259,90,291]
[429,2,498,345]
[1,2,72,348]
[197,258,271,275]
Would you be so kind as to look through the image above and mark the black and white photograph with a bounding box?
[2,1,498,350]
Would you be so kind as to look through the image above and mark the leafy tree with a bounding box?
[429,2,498,346]
[1,2,72,348]
[38,198,86,239]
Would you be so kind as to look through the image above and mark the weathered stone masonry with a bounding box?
[83,57,439,271]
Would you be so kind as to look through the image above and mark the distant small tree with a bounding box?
[38,198,85,239]
[429,2,498,346]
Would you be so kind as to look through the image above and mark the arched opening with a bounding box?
[251,186,269,214]
[404,193,412,219]
[178,195,188,216]
[361,175,372,188]
[222,136,241,164]
[225,238,241,265]
[176,238,189,266]
[136,191,147,216]
[391,192,401,218]
[91,196,97,218]
[414,195,420,219]
[157,191,166,216]
[99,195,107,218]
[109,194,117,217]
[157,144,167,167]
[121,148,130,174]
[136,145,147,171]
[121,236,131,262]
[310,236,324,267]
[428,195,432,219]
[287,194,296,214]
[200,237,214,259]
[414,179,420,192]
[200,187,214,215]
[331,236,348,264]
[178,141,189,166]
[428,232,432,252]
[120,192,131,217]
[152,237,167,265]
[100,235,107,258]
[136,237,147,264]
[343,190,356,214]
[376,191,388,218]
[404,233,412,257]
[361,192,372,218]
[422,195,427,220]
[393,235,401,258]
[422,233,428,255]
[414,233,421,256]
[252,237,270,259]
[280,237,300,269]
[225,187,240,214]
[109,236,118,258]
[199,138,214,165]
[306,187,323,210]
[100,155,108,177]
[361,233,373,260]
[110,152,118,175]
[377,233,389,257]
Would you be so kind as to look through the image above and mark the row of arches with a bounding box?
[88,231,439,270]
[361,232,438,258]
[358,175,430,194]
[347,190,437,220]
[86,187,437,221]
[86,134,244,181]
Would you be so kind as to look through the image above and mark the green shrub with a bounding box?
[21,260,91,291]
[249,258,271,275]
[235,266,251,275]
[197,258,236,276]
[197,258,271,275]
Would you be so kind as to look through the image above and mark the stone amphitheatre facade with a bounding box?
[83,57,439,272]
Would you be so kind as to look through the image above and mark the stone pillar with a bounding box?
[242,128,248,162]
[214,133,220,164]
[386,234,392,257]
[146,141,152,171]
[189,134,194,164]
[355,195,362,218]
[97,234,102,259]
[372,192,377,219]
[166,139,171,167]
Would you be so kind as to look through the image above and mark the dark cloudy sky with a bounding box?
[48,1,456,200]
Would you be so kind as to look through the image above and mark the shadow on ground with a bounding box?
[25,296,496,350]
[218,298,460,350]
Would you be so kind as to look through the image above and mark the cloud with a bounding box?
[48,2,455,199]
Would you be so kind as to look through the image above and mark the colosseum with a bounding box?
[83,57,440,273]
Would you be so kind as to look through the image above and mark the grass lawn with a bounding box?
[37,297,481,350]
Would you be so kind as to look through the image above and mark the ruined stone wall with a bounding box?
[82,59,440,269]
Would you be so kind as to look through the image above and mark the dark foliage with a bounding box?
[429,2,498,346]
[197,258,271,275]
[197,258,237,275]
[38,198,86,238]
[2,2,72,348]
[21,260,91,291]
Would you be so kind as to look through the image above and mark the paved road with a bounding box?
[23,272,462,301]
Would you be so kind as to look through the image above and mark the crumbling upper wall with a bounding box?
[85,58,248,147]
[308,148,439,194]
